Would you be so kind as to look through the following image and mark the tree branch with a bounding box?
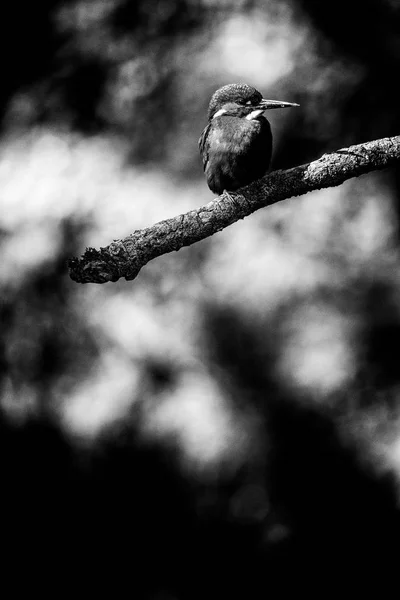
[68,135,400,284]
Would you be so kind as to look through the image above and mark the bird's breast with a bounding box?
[204,116,272,194]
[209,116,267,153]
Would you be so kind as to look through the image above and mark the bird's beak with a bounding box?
[258,99,300,111]
[245,98,299,120]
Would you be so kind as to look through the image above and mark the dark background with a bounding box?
[1,0,400,596]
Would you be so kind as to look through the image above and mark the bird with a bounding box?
[199,83,299,195]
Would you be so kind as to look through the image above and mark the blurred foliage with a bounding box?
[1,0,400,596]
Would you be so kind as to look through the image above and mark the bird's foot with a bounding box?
[223,189,242,207]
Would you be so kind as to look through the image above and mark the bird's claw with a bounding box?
[223,189,242,207]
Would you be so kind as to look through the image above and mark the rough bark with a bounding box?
[68,135,400,284]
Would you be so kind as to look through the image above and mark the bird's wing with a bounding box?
[198,124,211,171]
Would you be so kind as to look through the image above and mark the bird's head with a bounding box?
[207,83,299,121]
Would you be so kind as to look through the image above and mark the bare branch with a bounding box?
[68,135,400,284]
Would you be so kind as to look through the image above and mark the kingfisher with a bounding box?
[199,83,299,195]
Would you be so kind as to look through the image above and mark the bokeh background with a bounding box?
[1,0,400,596]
